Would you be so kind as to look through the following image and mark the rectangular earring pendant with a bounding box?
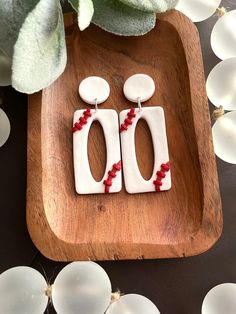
[73,109,122,194]
[120,106,171,194]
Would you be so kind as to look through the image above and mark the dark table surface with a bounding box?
[1,1,236,313]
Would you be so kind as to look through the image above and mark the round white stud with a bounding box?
[0,50,11,86]
[0,266,49,314]
[202,283,236,314]
[52,261,112,314]
[211,10,236,60]
[0,108,11,147]
[212,111,236,164]
[106,294,160,314]
[176,0,221,22]
[79,76,110,105]
[123,74,155,103]
[206,58,236,111]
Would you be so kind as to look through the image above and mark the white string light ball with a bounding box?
[52,261,112,314]
[176,0,222,22]
[212,111,236,164]
[0,50,12,86]
[211,10,236,60]
[106,294,160,314]
[0,266,49,314]
[206,58,236,111]
[0,108,11,147]
[0,263,162,314]
[202,283,236,314]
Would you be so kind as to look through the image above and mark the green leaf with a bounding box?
[67,0,78,12]
[12,0,67,94]
[78,0,94,31]
[118,0,178,13]
[68,0,94,31]
[0,0,39,57]
[92,0,156,36]
[0,49,12,86]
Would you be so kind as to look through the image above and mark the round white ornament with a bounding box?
[176,0,221,22]
[79,76,110,105]
[0,108,11,147]
[52,261,112,314]
[0,266,49,314]
[206,58,236,110]
[0,50,11,86]
[212,111,236,164]
[202,283,236,314]
[123,74,155,103]
[106,294,160,314]
[211,10,236,60]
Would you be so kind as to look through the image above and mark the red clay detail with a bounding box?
[84,109,92,117]
[79,116,87,124]
[103,161,122,193]
[153,162,170,192]
[104,180,112,186]
[108,170,117,178]
[125,118,133,125]
[120,124,128,132]
[161,162,170,172]
[128,111,136,118]
[156,171,166,178]
[120,108,136,133]
[72,109,92,133]
[113,162,121,171]
[153,180,163,186]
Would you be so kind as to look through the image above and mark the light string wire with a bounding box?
[213,105,225,120]
[111,290,122,303]
[215,6,228,17]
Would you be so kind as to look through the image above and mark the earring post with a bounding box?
[137,97,142,111]
[95,98,98,111]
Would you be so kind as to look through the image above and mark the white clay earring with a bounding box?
[120,74,171,194]
[73,76,122,194]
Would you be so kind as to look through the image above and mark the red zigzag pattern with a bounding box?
[103,161,122,193]
[72,109,92,133]
[120,108,136,133]
[153,162,170,192]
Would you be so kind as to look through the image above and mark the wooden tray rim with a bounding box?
[27,11,222,261]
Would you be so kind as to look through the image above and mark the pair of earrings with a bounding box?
[72,74,171,195]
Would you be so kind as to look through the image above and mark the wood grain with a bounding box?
[27,11,222,261]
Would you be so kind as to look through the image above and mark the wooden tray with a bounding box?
[27,11,222,261]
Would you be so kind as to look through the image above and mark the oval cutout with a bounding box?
[88,121,107,182]
[135,118,154,181]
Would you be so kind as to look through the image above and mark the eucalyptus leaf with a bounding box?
[118,0,178,12]
[78,0,94,31]
[0,49,12,86]
[92,0,156,36]
[0,0,39,57]
[67,0,78,12]
[12,0,67,94]
[68,0,94,31]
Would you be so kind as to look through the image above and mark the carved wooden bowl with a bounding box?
[27,11,222,261]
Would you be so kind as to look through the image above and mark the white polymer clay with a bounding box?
[79,76,110,105]
[123,74,155,103]
[120,106,171,194]
[73,109,122,194]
